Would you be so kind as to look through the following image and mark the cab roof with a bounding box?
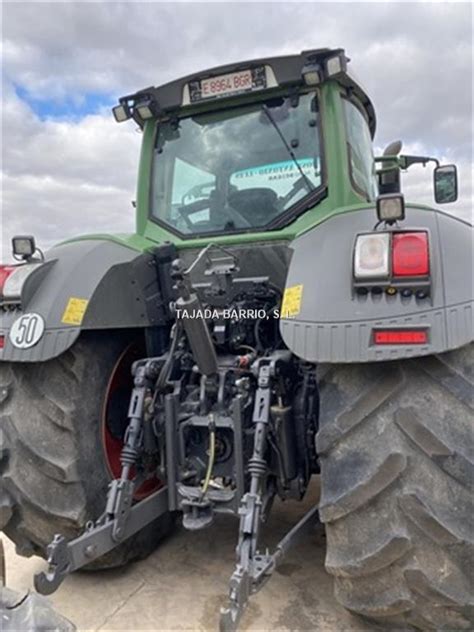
[116,48,376,137]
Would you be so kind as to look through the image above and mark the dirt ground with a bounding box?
[5,479,373,632]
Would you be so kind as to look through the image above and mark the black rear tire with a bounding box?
[0,332,174,568]
[317,343,473,630]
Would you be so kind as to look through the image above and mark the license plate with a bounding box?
[188,67,267,103]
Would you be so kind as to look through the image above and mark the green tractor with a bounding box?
[0,48,472,631]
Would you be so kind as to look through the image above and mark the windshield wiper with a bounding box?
[261,104,316,195]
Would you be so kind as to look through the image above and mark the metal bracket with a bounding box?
[34,356,169,596]
[220,360,272,631]
[34,486,169,595]
[220,356,319,631]
[106,479,135,542]
[220,504,319,632]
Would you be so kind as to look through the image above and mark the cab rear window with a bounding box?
[151,93,323,236]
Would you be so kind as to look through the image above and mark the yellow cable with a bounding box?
[201,427,216,494]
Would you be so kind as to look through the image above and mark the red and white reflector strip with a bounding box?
[374,330,428,345]
[0,265,17,293]
[392,232,429,277]
[0,263,42,302]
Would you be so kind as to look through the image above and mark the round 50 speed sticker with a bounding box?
[9,313,45,349]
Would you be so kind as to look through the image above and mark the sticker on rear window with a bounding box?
[231,159,321,196]
[62,298,89,326]
[280,284,303,318]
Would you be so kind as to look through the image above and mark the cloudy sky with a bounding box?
[2,1,472,259]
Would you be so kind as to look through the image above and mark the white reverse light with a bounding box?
[354,233,390,279]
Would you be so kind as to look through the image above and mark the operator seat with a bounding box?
[227,188,278,227]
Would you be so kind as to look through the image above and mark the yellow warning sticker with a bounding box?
[61,298,89,326]
[280,284,303,318]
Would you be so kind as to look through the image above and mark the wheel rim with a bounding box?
[102,339,162,500]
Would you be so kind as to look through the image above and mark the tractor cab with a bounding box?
[112,49,378,244]
[112,48,459,250]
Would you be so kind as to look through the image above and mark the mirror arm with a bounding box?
[376,155,441,170]
[398,155,440,170]
[375,155,401,175]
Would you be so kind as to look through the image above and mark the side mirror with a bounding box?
[434,164,458,204]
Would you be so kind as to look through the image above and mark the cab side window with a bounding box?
[343,100,378,201]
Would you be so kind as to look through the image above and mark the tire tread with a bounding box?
[317,343,474,630]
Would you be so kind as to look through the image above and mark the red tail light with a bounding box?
[0,336,4,349]
[0,265,17,293]
[374,330,428,345]
[392,232,429,277]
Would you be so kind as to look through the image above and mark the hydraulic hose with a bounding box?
[201,422,216,495]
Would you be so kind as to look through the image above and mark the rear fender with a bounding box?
[280,206,473,362]
[0,240,163,362]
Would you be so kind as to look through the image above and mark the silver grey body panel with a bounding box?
[0,240,159,362]
[280,207,473,362]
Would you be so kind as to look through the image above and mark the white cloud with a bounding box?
[1,85,141,259]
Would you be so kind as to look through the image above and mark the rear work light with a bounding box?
[392,232,429,277]
[376,193,405,223]
[374,330,428,345]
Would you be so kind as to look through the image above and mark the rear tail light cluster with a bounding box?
[0,263,41,303]
[392,233,429,276]
[354,231,430,282]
